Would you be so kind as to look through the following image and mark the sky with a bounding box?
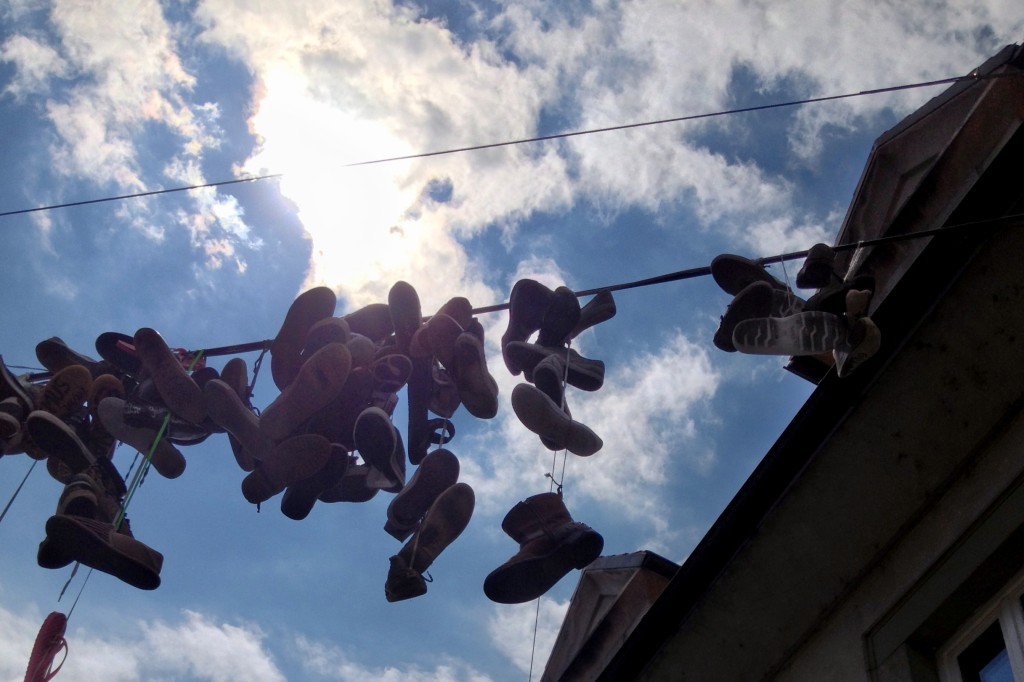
[0,1,1021,680]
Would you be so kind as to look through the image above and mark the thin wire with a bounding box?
[0,459,38,525]
[528,595,542,682]
[2,72,1011,220]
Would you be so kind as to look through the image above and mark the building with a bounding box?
[544,42,1024,681]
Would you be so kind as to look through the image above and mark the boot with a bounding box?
[483,492,603,604]
[40,514,163,590]
[385,448,460,541]
[501,279,555,374]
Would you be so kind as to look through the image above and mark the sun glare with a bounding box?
[243,67,428,305]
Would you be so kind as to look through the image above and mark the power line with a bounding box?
[0,71,1005,220]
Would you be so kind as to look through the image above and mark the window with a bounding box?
[938,570,1024,682]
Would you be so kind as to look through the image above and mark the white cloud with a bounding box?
[0,606,284,682]
[486,598,568,677]
[4,0,257,270]
[0,34,69,97]
[293,635,492,682]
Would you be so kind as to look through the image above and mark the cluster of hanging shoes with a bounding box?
[1,278,614,605]
[711,244,882,378]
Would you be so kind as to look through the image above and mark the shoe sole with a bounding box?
[270,287,338,391]
[453,333,498,419]
[511,384,602,457]
[204,379,270,468]
[483,524,603,604]
[405,482,475,572]
[132,328,206,425]
[97,398,186,479]
[261,342,352,442]
[26,411,95,473]
[44,515,162,590]
[732,311,846,356]
[37,365,92,418]
[385,448,460,540]
[241,434,332,504]
[504,342,604,391]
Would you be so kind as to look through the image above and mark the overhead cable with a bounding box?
[0,71,1010,220]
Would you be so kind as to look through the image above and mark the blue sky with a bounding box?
[0,2,1021,680]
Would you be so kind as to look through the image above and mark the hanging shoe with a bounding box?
[36,337,112,378]
[503,342,604,392]
[305,367,375,452]
[428,364,461,419]
[795,243,838,290]
[483,492,603,604]
[55,456,126,523]
[385,482,475,602]
[343,303,394,344]
[710,253,789,296]
[301,316,350,359]
[732,311,847,357]
[318,460,380,503]
[388,281,423,355]
[41,514,162,590]
[570,289,616,340]
[536,286,581,348]
[96,398,186,479]
[120,397,210,445]
[270,287,338,391]
[23,611,68,682]
[384,448,460,541]
[85,374,125,459]
[354,407,405,492]
[0,355,35,413]
[132,328,206,425]
[452,332,498,419]
[834,317,882,378]
[203,379,269,470]
[240,433,333,505]
[25,411,95,474]
[532,353,567,408]
[280,447,350,520]
[94,331,143,376]
[260,342,352,442]
[36,365,92,419]
[501,279,555,374]
[511,384,602,457]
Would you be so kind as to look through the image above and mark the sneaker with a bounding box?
[260,342,352,442]
[732,311,847,356]
[388,281,423,355]
[0,355,35,413]
[714,281,776,353]
[796,243,837,290]
[384,554,428,602]
[301,316,350,359]
[710,254,788,296]
[121,397,210,445]
[94,331,143,376]
[371,352,413,394]
[270,287,338,391]
[532,352,567,408]
[385,448,460,541]
[505,342,604,391]
[428,364,461,418]
[834,317,881,378]
[452,332,498,420]
[511,383,602,457]
[240,434,332,504]
[318,461,379,503]
[343,303,394,344]
[36,337,112,378]
[23,611,68,682]
[204,379,271,469]
[354,407,405,492]
[280,447,350,520]
[537,286,581,348]
[501,279,555,374]
[570,289,616,340]
[36,365,92,419]
[132,328,206,425]
[97,397,187,479]
[86,374,125,459]
[41,514,162,590]
[345,333,376,370]
[25,411,95,474]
